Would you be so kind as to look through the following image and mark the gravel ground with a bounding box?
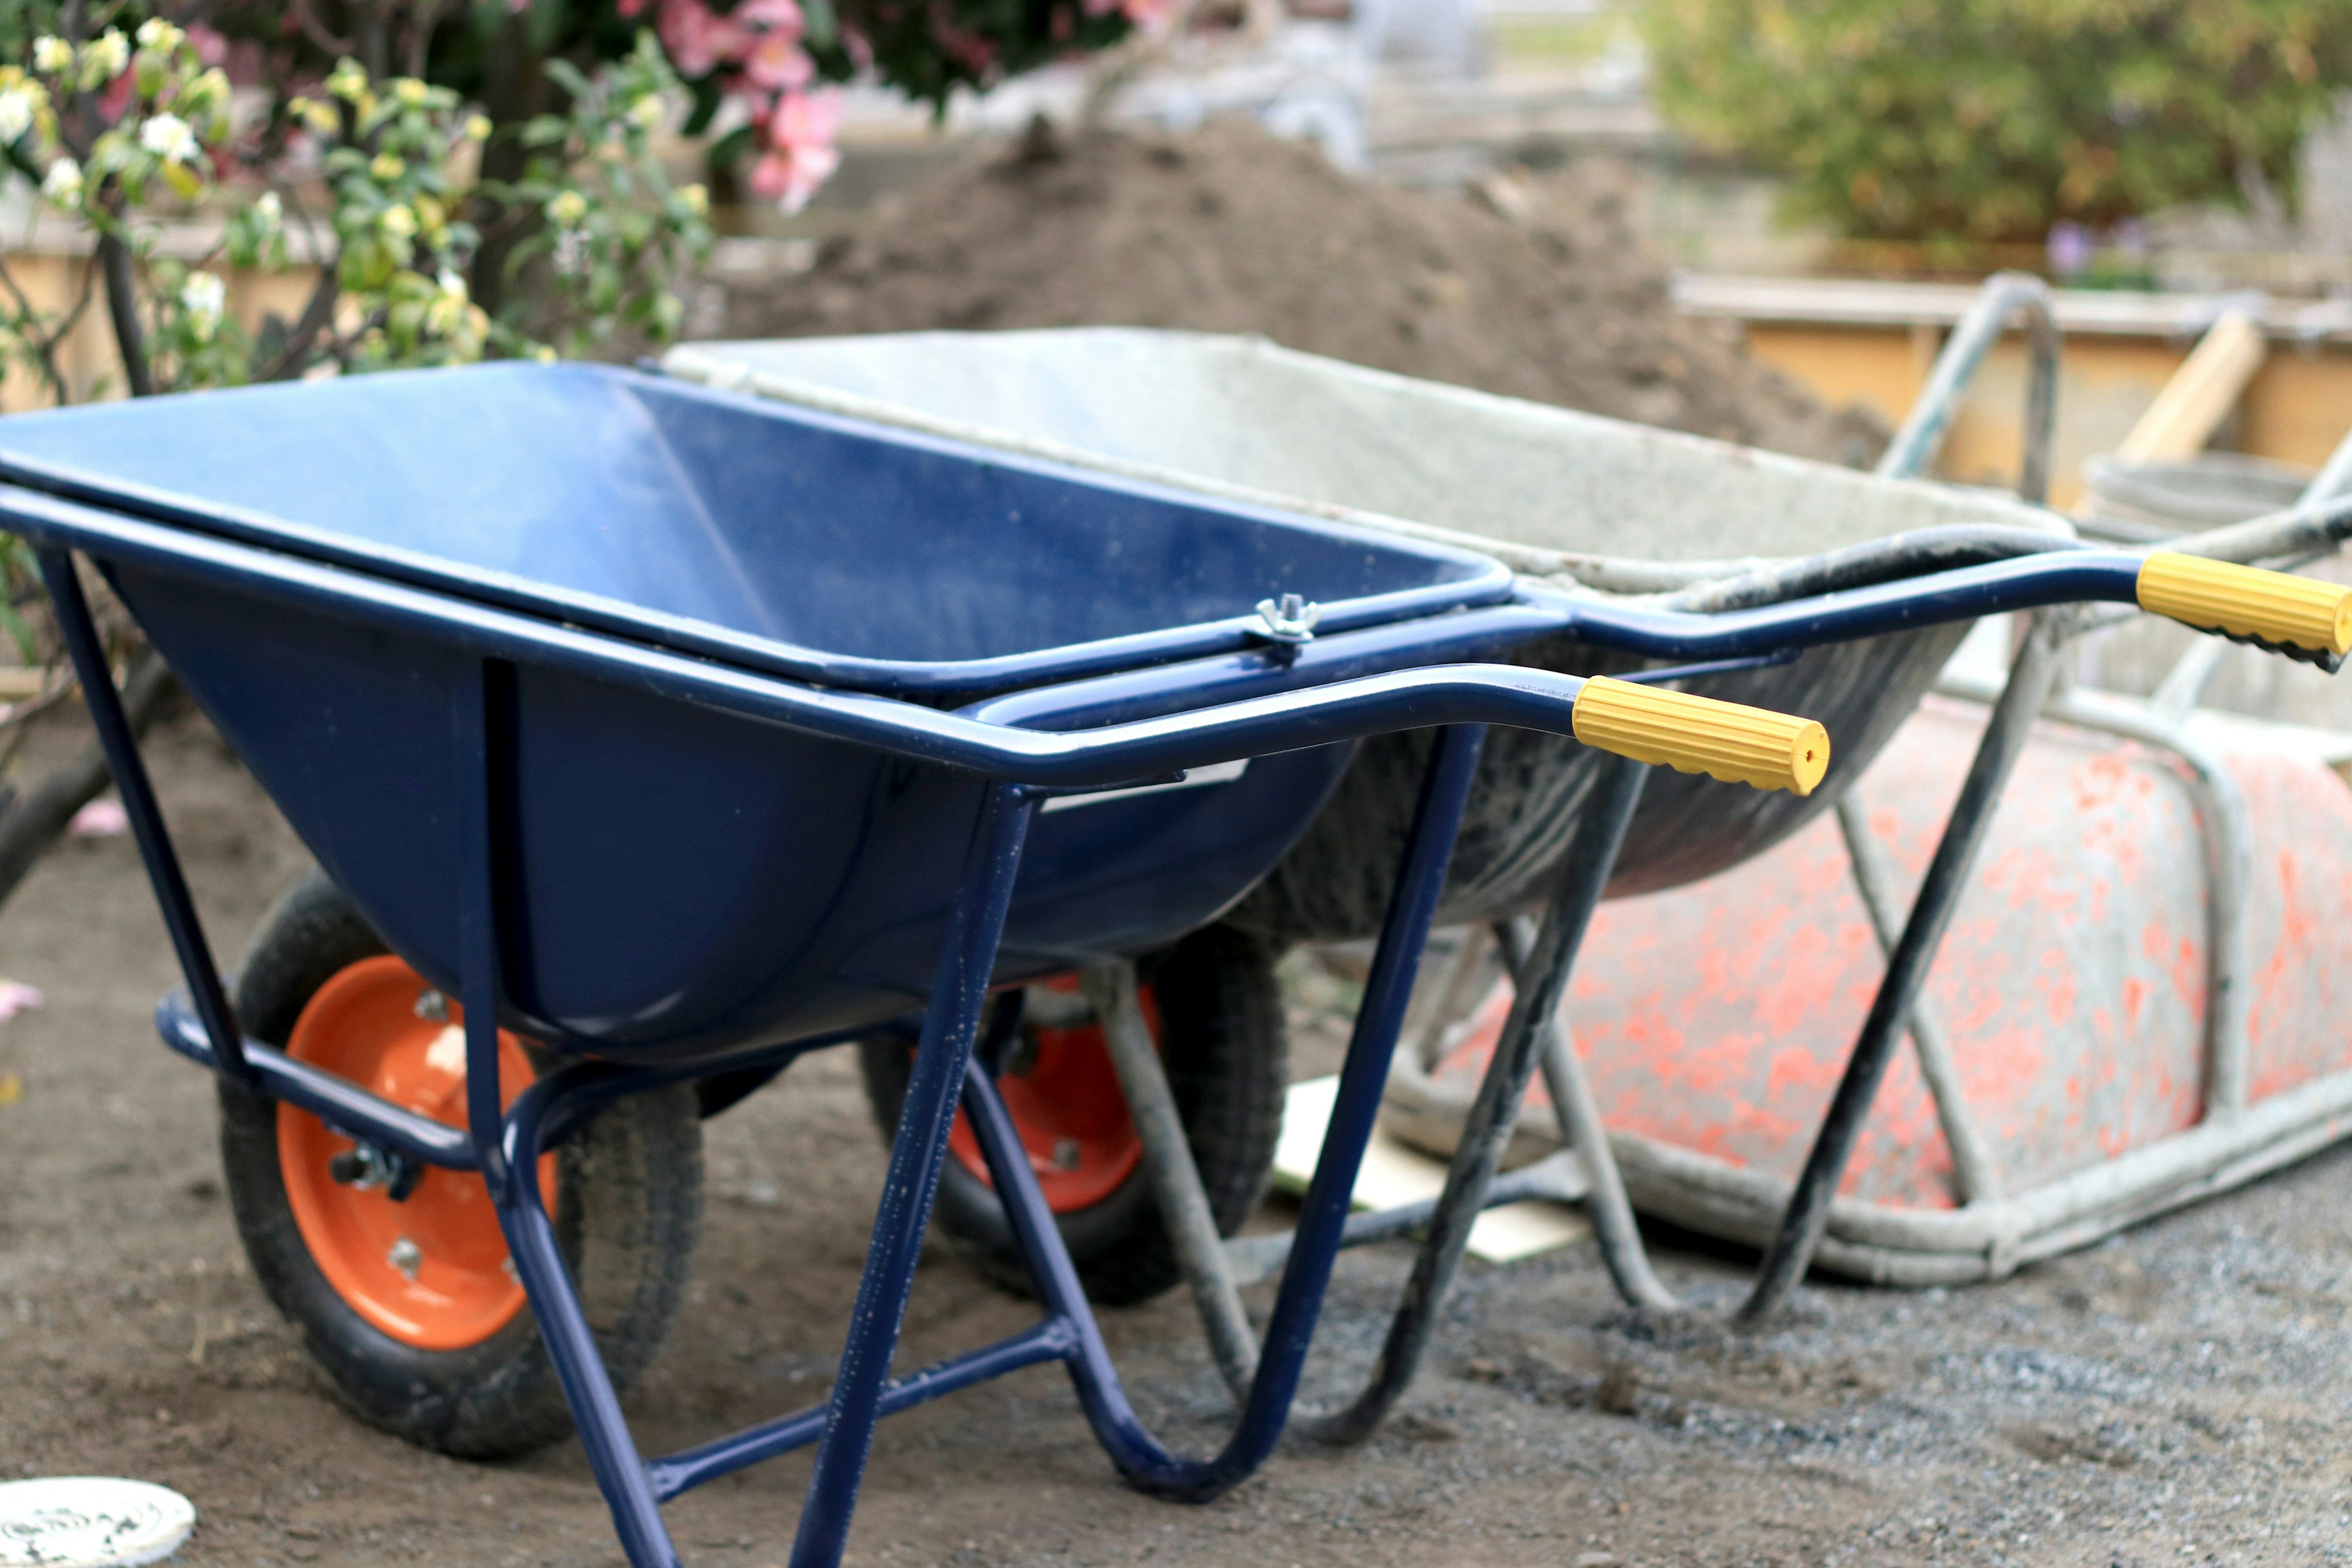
[2,703,2348,1567]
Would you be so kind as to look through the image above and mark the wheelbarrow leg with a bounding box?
[1295,748,1651,1444]
[1096,751,1659,1429]
[36,549,250,1088]
[1494,913,1680,1311]
[1085,958,1263,1397]
[1734,614,2065,1329]
[790,782,1038,1568]
[967,725,1491,1497]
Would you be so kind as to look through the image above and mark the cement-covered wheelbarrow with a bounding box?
[663,285,2352,1417]
[0,361,2335,1566]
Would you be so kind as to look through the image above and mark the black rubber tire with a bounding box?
[858,923,1287,1306]
[217,869,704,1460]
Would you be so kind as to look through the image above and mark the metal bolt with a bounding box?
[1051,1137,1083,1172]
[414,989,449,1022]
[1253,592,1322,646]
[388,1238,422,1280]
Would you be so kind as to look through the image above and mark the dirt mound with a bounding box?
[721,118,1883,465]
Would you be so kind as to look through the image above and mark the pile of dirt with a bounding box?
[721,118,1884,466]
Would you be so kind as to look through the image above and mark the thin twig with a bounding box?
[255,268,341,382]
[287,0,355,56]
[0,252,72,404]
[405,0,447,79]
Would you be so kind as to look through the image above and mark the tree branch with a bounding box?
[0,252,73,404]
[0,649,176,918]
[94,217,152,398]
[255,268,341,382]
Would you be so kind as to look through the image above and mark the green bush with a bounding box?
[1640,0,2352,246]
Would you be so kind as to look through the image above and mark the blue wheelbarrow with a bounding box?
[1,361,2340,1568]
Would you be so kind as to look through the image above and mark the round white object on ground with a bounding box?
[0,1477,195,1567]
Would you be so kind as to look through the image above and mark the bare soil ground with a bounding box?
[6,702,2352,1567]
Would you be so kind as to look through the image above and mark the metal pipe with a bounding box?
[791,783,1038,1567]
[2040,691,2253,1117]
[1495,910,1681,1311]
[1,487,2176,787]
[1833,796,2005,1204]
[155,994,478,1169]
[1085,959,1261,1396]
[1736,612,2065,1329]
[1298,748,1649,1445]
[646,1319,1077,1501]
[37,548,252,1087]
[1874,272,2059,504]
[965,725,1490,1501]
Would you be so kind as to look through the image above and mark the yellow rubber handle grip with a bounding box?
[1570,675,1830,795]
[2138,552,2352,656]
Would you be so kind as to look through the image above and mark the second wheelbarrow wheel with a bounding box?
[859,924,1288,1306]
[217,870,704,1460]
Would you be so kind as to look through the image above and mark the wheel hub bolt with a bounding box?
[1051,1137,1082,1171]
[388,1237,422,1279]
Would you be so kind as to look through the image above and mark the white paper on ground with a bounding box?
[1270,1076,1589,1264]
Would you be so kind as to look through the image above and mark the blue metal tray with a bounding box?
[0,363,1512,698]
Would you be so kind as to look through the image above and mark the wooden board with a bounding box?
[1270,1076,1589,1265]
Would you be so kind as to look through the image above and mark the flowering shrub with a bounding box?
[1643,0,2352,249]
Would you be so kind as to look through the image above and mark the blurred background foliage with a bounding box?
[1640,0,2352,250]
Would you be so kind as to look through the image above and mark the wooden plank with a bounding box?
[1271,1075,1591,1265]
[0,668,47,700]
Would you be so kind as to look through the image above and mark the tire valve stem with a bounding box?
[388,1237,423,1280]
[1051,1137,1083,1172]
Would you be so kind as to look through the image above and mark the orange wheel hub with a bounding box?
[277,955,554,1351]
[947,976,1157,1213]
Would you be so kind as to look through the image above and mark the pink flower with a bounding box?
[70,797,129,837]
[0,979,43,1022]
[768,86,841,154]
[658,0,749,78]
[1120,0,1181,25]
[742,29,815,90]
[186,23,229,64]
[619,0,649,14]
[751,87,842,212]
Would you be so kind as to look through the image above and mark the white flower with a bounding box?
[628,94,665,130]
[179,272,225,341]
[31,36,72,74]
[0,86,39,145]
[427,269,471,334]
[254,190,282,227]
[134,19,184,53]
[81,28,128,86]
[40,157,81,207]
[545,189,587,227]
[139,112,199,165]
[377,203,417,238]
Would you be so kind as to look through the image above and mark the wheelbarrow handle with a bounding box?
[1,484,1830,795]
[1573,674,1829,796]
[2138,551,2352,657]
